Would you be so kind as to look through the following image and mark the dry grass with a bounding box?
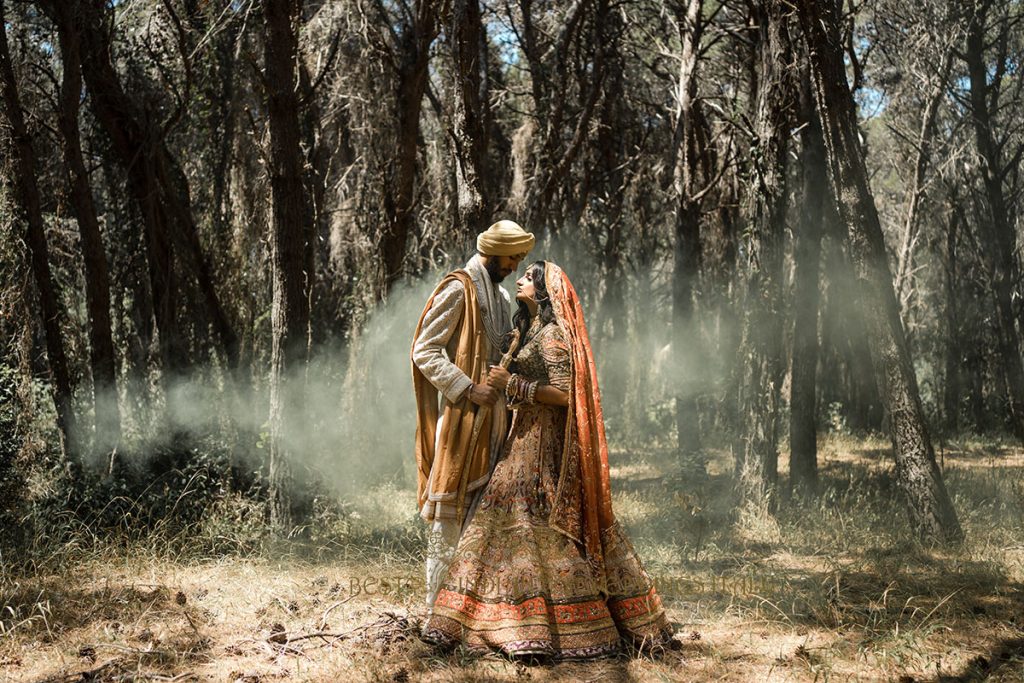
[2,435,1024,682]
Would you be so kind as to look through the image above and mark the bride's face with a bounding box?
[515,269,537,306]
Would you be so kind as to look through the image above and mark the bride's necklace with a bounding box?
[523,314,544,345]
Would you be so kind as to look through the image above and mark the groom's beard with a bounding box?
[485,258,504,283]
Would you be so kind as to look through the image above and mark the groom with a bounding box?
[411,220,535,608]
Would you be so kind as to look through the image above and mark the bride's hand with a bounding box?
[486,365,511,391]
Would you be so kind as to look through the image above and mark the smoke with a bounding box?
[72,237,722,505]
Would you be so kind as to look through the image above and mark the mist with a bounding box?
[55,211,890,528]
[66,235,734,509]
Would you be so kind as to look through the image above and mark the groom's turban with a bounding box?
[477,220,535,257]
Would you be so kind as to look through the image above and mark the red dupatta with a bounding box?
[545,262,617,596]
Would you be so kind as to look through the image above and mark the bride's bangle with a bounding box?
[506,373,522,403]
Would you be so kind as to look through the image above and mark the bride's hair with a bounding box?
[504,260,556,356]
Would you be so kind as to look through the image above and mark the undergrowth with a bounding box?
[1,430,1022,681]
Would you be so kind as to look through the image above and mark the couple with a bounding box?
[411,220,672,660]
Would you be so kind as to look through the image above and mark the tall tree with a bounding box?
[376,0,440,297]
[0,0,77,459]
[447,0,491,234]
[592,4,628,419]
[264,0,311,530]
[962,0,1024,440]
[70,0,182,377]
[69,0,239,377]
[891,50,954,318]
[671,0,707,460]
[940,198,964,433]
[796,0,963,542]
[789,65,826,495]
[735,0,793,511]
[40,0,121,461]
[513,0,609,231]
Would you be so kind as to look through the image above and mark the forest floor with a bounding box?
[2,434,1023,682]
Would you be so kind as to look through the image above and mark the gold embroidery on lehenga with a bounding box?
[422,320,672,659]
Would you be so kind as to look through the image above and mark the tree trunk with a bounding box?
[264,0,311,531]
[70,0,239,376]
[735,0,792,511]
[964,8,1024,441]
[379,1,438,297]
[211,14,241,254]
[447,0,490,234]
[671,0,705,460]
[595,14,627,419]
[823,225,883,433]
[796,0,963,542]
[296,59,325,352]
[709,170,741,436]
[941,203,962,434]
[789,66,825,495]
[516,0,608,232]
[0,0,77,459]
[892,49,953,319]
[46,1,121,461]
[71,0,184,377]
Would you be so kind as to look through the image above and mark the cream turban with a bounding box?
[476,220,535,256]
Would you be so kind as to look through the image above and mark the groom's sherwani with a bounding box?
[412,254,512,606]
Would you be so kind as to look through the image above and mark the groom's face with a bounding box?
[485,254,526,283]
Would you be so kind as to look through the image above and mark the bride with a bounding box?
[421,261,672,660]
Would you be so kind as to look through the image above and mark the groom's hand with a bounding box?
[486,366,511,392]
[467,382,498,407]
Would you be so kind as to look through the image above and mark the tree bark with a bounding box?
[264,0,311,531]
[735,0,792,511]
[796,0,963,542]
[44,1,121,461]
[789,66,825,495]
[0,0,78,459]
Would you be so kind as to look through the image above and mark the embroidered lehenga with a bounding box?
[422,263,672,660]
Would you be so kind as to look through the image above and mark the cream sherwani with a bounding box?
[412,255,512,606]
